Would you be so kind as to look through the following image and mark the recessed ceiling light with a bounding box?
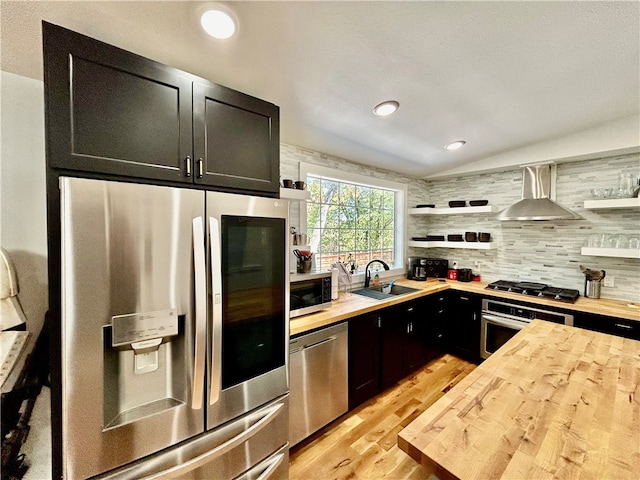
[200,7,236,39]
[444,140,466,150]
[373,101,399,117]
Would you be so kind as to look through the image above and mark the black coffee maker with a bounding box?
[407,257,448,280]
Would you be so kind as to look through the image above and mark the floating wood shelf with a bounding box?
[408,240,496,250]
[280,188,310,201]
[580,247,640,259]
[409,205,499,215]
[583,197,640,210]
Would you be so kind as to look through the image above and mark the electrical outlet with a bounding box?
[604,276,615,288]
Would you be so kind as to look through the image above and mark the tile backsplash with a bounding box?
[282,144,639,303]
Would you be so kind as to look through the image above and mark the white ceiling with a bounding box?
[1,1,639,177]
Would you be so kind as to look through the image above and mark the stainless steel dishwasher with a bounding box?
[289,322,348,446]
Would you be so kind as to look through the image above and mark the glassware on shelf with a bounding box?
[590,188,613,199]
[615,172,635,198]
[614,235,629,249]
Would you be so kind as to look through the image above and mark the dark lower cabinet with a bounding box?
[43,21,279,196]
[380,300,433,389]
[446,291,481,361]
[423,292,449,351]
[574,312,640,341]
[348,312,382,410]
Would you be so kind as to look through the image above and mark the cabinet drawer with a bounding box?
[575,313,640,341]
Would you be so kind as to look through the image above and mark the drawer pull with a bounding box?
[614,323,633,330]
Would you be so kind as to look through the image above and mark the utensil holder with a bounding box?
[297,259,312,274]
[584,279,602,299]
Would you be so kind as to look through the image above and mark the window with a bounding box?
[300,164,406,274]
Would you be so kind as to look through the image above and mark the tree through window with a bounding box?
[306,176,397,272]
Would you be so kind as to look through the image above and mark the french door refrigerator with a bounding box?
[59,177,290,479]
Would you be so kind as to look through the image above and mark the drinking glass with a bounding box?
[614,235,629,249]
[616,173,635,198]
[586,234,602,247]
[602,234,616,248]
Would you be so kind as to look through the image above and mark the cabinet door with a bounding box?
[449,292,481,361]
[348,313,381,409]
[193,82,280,195]
[43,22,192,182]
[403,301,430,373]
[380,310,407,390]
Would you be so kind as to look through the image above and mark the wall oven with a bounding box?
[480,299,573,359]
[289,271,332,318]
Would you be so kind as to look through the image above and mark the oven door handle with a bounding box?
[482,314,526,330]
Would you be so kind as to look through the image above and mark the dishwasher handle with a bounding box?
[290,334,338,355]
[302,336,336,351]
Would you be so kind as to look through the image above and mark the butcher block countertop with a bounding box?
[398,320,640,480]
[289,278,640,337]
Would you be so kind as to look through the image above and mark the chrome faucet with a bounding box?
[364,259,390,287]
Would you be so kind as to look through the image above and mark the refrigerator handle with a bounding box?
[191,217,206,410]
[209,216,222,406]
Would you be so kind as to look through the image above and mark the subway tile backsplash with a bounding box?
[282,144,640,303]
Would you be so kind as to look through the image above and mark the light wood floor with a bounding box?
[289,353,477,480]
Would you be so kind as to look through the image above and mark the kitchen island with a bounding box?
[398,320,640,480]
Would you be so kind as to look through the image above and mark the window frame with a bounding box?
[299,163,407,283]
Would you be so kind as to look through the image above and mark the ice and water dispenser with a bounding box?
[102,309,187,430]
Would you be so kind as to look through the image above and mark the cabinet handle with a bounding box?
[460,296,470,301]
[185,156,192,177]
[407,307,414,313]
[614,323,633,330]
[197,158,204,178]
[377,317,381,328]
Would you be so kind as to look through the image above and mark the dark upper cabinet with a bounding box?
[43,22,279,195]
[193,83,279,194]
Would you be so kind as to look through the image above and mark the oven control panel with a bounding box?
[482,299,573,326]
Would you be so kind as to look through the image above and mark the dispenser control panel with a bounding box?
[111,309,178,347]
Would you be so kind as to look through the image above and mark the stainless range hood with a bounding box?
[497,164,580,221]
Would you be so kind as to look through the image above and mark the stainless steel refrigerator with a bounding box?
[59,177,290,479]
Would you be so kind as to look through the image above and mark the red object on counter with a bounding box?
[447,269,458,281]
[472,274,481,282]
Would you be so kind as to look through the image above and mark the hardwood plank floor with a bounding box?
[289,353,477,480]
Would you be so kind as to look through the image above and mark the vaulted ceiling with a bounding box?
[1,1,638,177]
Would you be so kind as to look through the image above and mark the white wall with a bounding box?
[0,71,48,335]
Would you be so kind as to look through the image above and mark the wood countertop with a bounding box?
[290,278,640,337]
[397,320,640,480]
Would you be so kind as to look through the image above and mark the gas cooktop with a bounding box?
[485,280,580,303]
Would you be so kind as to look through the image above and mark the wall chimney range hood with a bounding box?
[497,164,580,221]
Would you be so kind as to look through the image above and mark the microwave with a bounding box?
[290,271,332,318]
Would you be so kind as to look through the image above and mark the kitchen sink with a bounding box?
[352,284,421,300]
